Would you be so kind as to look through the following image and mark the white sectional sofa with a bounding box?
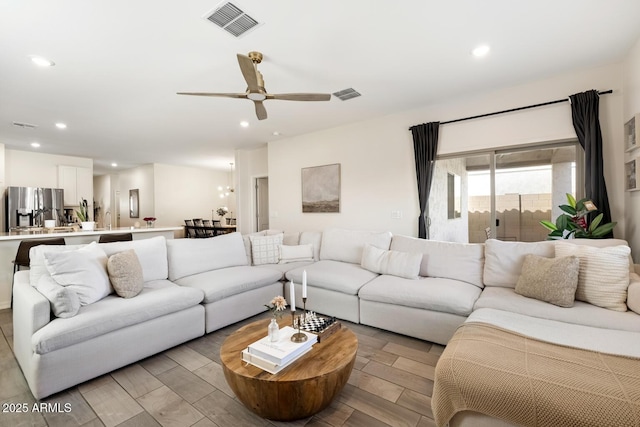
[12,226,640,424]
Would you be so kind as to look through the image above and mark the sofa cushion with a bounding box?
[173,266,281,304]
[107,250,144,298]
[256,261,315,281]
[629,274,640,315]
[31,280,204,354]
[361,244,422,279]
[555,243,630,312]
[44,242,111,305]
[299,231,322,261]
[286,260,379,295]
[249,233,283,265]
[36,275,80,318]
[167,232,248,281]
[474,287,640,333]
[30,244,86,287]
[359,275,481,317]
[279,244,314,264]
[390,235,484,288]
[483,239,555,288]
[99,236,168,282]
[320,228,392,264]
[515,254,580,307]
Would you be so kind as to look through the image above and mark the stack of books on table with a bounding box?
[242,326,317,374]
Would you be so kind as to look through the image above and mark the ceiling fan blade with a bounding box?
[237,54,260,92]
[254,101,267,120]
[177,92,247,99]
[268,93,332,101]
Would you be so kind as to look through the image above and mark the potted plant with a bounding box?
[76,199,95,231]
[540,193,616,239]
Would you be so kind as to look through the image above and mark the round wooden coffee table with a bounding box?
[220,317,358,421]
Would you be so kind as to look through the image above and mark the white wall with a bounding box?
[93,174,111,228]
[266,63,625,239]
[153,163,229,234]
[236,146,268,234]
[5,149,92,188]
[623,37,640,261]
[116,164,154,228]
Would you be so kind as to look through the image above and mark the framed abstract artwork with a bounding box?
[301,163,341,213]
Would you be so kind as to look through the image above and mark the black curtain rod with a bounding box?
[410,90,613,129]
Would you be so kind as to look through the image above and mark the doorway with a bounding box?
[256,177,269,232]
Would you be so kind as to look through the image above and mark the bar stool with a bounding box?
[98,233,133,243]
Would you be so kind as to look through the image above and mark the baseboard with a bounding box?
[0,300,10,310]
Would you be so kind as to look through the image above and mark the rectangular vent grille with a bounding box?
[204,2,260,38]
[12,121,38,129]
[332,88,361,101]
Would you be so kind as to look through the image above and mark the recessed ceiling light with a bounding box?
[55,122,67,129]
[29,55,55,67]
[272,131,280,136]
[472,45,490,57]
[240,121,249,128]
[111,163,118,167]
[31,142,40,148]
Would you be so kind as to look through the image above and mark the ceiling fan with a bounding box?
[177,51,331,120]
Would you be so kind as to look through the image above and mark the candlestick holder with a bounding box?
[290,309,308,343]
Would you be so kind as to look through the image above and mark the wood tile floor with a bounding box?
[0,308,442,427]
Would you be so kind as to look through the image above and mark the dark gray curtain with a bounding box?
[410,122,439,239]
[569,90,613,231]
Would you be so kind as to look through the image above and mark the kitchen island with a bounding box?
[0,226,182,309]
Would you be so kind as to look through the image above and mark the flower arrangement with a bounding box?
[143,217,156,222]
[216,207,229,217]
[265,295,287,318]
[540,193,616,239]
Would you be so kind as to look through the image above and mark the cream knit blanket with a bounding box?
[432,323,640,427]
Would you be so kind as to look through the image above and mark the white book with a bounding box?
[241,347,313,374]
[247,326,317,365]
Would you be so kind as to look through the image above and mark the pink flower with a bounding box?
[265,295,288,317]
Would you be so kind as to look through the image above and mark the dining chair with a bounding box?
[184,219,196,238]
[192,218,207,238]
[202,219,215,237]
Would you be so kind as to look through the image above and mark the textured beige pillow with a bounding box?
[555,243,630,312]
[107,250,144,298]
[515,254,580,307]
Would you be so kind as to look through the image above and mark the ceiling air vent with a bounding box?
[204,2,260,38]
[12,121,38,129]
[332,88,361,101]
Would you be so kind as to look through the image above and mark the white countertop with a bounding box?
[0,226,182,241]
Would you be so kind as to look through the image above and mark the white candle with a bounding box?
[302,270,307,298]
[290,280,296,311]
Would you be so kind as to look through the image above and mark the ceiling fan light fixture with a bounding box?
[247,92,266,101]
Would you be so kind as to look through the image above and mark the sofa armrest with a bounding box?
[628,273,640,315]
[13,271,51,361]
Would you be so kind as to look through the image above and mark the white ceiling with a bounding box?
[1,0,639,175]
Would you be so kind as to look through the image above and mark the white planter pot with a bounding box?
[81,221,95,231]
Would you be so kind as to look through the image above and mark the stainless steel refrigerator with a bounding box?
[5,186,65,231]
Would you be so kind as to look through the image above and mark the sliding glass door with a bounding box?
[435,141,582,243]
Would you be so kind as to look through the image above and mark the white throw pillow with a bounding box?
[36,275,80,318]
[278,244,314,264]
[250,233,284,265]
[44,242,111,305]
[361,244,422,279]
[555,242,630,312]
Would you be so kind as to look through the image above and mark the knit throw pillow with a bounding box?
[555,243,630,311]
[107,250,144,298]
[515,254,579,307]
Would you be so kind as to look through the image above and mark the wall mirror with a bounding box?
[447,173,461,219]
[129,189,139,218]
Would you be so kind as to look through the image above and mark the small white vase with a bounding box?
[268,318,280,342]
[81,221,95,231]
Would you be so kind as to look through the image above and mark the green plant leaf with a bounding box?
[556,214,571,231]
[589,213,603,232]
[591,222,617,237]
[540,220,557,231]
[566,193,577,208]
[558,204,576,215]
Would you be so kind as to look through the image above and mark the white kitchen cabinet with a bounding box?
[58,166,93,207]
